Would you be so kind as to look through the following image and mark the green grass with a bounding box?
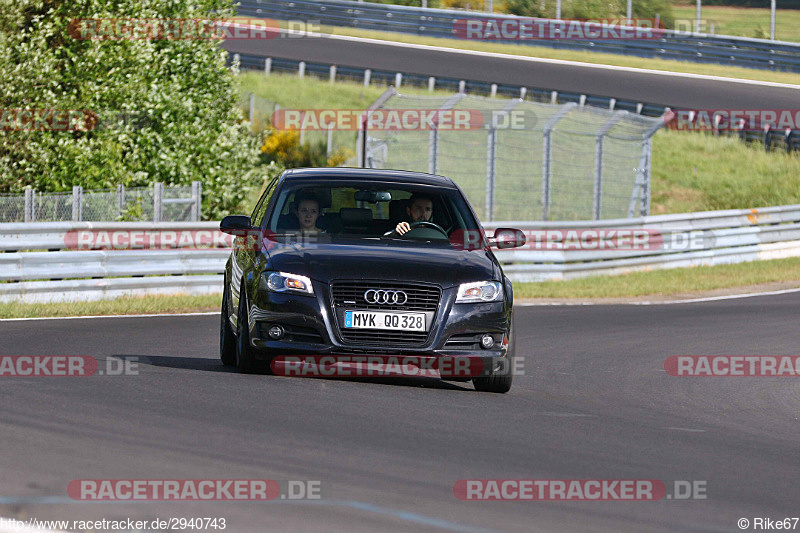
[240,72,800,215]
[672,4,800,42]
[0,293,221,319]
[651,129,800,214]
[254,20,800,86]
[514,256,800,299]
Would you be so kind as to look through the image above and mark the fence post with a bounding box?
[153,182,163,223]
[490,84,497,97]
[593,135,604,220]
[394,73,402,88]
[191,181,202,221]
[72,185,82,222]
[428,77,435,92]
[541,103,576,220]
[642,138,652,216]
[264,57,272,76]
[117,184,125,218]
[24,188,34,223]
[485,126,497,221]
[593,112,625,220]
[329,65,337,84]
[364,69,371,87]
[428,128,438,175]
[326,123,334,160]
[298,61,306,78]
[249,93,255,124]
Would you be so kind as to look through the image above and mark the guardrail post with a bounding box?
[458,80,466,94]
[364,69,371,87]
[579,94,586,107]
[329,65,337,84]
[72,185,82,222]
[428,77,435,92]
[264,57,272,76]
[485,125,497,221]
[298,61,306,78]
[24,188,34,223]
[551,91,558,104]
[394,73,402,88]
[519,87,527,100]
[191,181,202,222]
[153,182,163,223]
[609,98,616,110]
[490,84,497,97]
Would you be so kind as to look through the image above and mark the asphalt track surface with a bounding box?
[1,292,799,532]
[221,35,800,109]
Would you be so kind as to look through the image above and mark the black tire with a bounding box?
[220,280,237,366]
[473,319,515,393]
[235,284,259,374]
[472,363,513,393]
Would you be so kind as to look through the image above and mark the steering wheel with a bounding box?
[407,221,449,238]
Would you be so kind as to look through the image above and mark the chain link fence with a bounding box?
[359,90,666,221]
[0,183,201,223]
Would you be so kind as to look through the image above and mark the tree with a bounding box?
[0,0,261,218]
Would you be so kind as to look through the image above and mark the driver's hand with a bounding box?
[396,222,411,235]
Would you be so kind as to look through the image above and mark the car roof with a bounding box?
[282,167,456,188]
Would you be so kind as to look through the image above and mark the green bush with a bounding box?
[0,0,262,219]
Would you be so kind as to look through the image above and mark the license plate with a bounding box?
[344,310,426,331]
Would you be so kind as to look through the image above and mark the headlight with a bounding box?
[264,271,314,296]
[456,281,502,303]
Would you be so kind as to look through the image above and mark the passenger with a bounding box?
[294,193,324,235]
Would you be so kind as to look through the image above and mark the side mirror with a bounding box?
[490,228,526,249]
[219,215,253,235]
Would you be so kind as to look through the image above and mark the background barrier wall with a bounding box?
[3,204,800,302]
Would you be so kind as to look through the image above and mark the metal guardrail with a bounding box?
[232,53,670,118]
[237,0,800,72]
[3,205,800,301]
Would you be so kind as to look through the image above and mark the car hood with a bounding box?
[265,241,498,287]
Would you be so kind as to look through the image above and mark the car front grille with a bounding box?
[330,280,441,347]
[330,281,440,312]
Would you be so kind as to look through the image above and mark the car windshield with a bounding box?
[265,180,481,247]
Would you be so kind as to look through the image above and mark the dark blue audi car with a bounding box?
[219,168,525,393]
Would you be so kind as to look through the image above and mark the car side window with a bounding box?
[251,177,279,228]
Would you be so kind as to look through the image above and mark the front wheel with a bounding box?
[472,361,513,393]
[220,280,236,366]
[235,285,259,374]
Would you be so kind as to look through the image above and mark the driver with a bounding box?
[391,193,434,236]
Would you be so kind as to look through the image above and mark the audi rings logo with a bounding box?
[364,289,408,305]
